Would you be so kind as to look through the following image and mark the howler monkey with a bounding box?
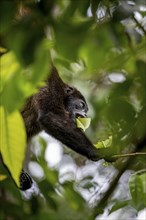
[20,66,99,190]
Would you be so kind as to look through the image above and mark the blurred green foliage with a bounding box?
[0,0,146,219]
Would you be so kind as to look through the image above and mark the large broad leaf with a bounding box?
[0,107,26,187]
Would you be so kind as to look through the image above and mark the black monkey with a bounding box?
[20,66,99,190]
[22,66,99,160]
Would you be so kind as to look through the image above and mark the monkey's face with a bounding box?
[71,98,88,119]
[64,89,88,121]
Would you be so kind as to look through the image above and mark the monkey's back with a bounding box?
[21,97,40,139]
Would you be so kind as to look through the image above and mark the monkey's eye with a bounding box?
[79,101,85,109]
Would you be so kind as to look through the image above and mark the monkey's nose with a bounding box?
[83,112,87,117]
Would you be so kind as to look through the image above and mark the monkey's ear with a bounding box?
[64,86,74,95]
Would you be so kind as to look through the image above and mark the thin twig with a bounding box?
[132,14,146,35]
[113,152,146,158]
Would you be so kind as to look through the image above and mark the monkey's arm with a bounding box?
[38,112,99,161]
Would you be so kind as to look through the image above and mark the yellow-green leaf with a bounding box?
[0,107,26,187]
[76,117,91,131]
[94,136,112,149]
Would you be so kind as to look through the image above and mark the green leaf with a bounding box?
[38,180,57,210]
[110,200,131,214]
[135,107,146,140]
[6,21,44,66]
[1,46,50,113]
[76,117,91,131]
[93,136,115,162]
[29,39,51,85]
[0,107,26,187]
[54,19,93,61]
[79,24,114,72]
[129,173,146,210]
[105,97,136,137]
[63,182,85,210]
[0,52,27,112]
[139,173,146,194]
[94,136,112,149]
[0,52,21,92]
[0,1,16,34]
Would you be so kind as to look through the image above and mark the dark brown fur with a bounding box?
[21,67,99,160]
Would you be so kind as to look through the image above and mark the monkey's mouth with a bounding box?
[75,112,87,118]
